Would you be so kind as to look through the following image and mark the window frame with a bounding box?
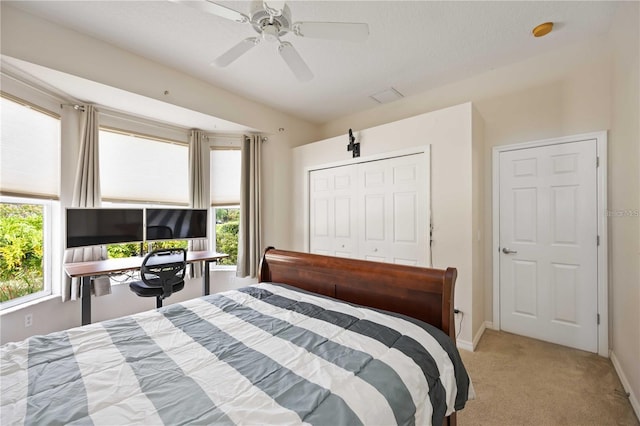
[0,195,55,309]
[1,89,61,309]
[211,205,240,270]
[209,143,242,270]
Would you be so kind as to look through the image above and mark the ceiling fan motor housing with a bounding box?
[250,0,291,38]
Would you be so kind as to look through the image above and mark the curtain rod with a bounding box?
[243,135,268,143]
[61,103,85,112]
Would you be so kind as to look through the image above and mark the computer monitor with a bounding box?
[66,208,144,248]
[145,208,208,241]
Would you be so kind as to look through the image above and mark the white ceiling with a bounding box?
[6,1,619,129]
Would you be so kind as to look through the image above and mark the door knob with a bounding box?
[502,247,518,254]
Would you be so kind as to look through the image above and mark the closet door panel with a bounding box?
[310,151,429,266]
[390,155,428,266]
[309,165,357,258]
[358,154,428,266]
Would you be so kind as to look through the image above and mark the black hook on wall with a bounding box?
[347,128,360,158]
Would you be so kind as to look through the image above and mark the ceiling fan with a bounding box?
[173,0,369,82]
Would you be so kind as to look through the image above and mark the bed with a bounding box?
[1,248,473,425]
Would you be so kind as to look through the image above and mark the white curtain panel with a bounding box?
[188,129,208,278]
[63,105,108,302]
[236,134,262,278]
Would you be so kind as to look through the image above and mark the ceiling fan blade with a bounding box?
[213,37,261,67]
[170,0,249,23]
[293,22,369,42]
[278,42,313,82]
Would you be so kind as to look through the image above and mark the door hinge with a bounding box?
[597,235,600,246]
[596,157,600,168]
[597,313,600,325]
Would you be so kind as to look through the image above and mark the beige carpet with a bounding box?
[457,329,638,425]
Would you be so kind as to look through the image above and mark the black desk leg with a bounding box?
[81,276,91,326]
[203,261,210,295]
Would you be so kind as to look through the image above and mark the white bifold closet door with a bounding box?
[309,152,430,266]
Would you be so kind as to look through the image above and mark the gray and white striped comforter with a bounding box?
[1,283,473,425]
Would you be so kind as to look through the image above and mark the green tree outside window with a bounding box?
[0,203,44,302]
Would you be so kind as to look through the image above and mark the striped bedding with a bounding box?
[1,283,473,425]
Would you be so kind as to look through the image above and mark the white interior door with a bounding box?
[499,140,598,352]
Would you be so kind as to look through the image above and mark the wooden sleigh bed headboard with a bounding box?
[259,247,458,343]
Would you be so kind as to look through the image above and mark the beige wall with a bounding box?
[292,103,483,347]
[609,1,640,414]
[471,107,485,347]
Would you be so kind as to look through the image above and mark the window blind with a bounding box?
[210,148,241,206]
[0,96,61,199]
[99,129,188,204]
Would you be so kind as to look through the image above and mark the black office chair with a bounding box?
[129,248,187,308]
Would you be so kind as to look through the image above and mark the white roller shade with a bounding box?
[0,96,61,198]
[100,130,188,204]
[210,149,241,206]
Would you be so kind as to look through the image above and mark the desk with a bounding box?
[64,251,228,325]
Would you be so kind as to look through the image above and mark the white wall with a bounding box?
[292,103,483,346]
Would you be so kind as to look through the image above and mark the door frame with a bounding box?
[492,131,608,356]
[304,145,431,258]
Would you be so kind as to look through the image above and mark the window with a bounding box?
[107,239,188,259]
[210,148,241,266]
[0,198,52,306]
[0,95,60,306]
[0,95,60,198]
[99,129,189,205]
[214,207,239,266]
[99,128,190,261]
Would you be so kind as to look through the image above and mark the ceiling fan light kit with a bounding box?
[176,0,370,82]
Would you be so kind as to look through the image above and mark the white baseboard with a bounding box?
[457,321,487,352]
[456,339,474,352]
[472,321,487,349]
[484,321,495,330]
[610,350,640,420]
